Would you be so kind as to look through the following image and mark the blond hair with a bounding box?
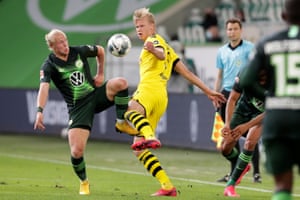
[45,29,66,51]
[133,7,155,24]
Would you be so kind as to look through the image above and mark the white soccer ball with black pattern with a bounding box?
[107,33,131,57]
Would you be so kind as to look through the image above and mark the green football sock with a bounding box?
[224,147,239,175]
[71,156,87,181]
[231,149,253,182]
[114,89,129,119]
[272,191,292,200]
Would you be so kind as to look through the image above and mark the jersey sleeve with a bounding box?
[40,59,52,83]
[77,45,98,57]
[168,45,180,68]
[147,36,160,48]
[216,48,223,69]
[232,79,242,93]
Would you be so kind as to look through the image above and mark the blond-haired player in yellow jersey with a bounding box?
[115,7,226,197]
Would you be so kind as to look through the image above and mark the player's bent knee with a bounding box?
[71,149,84,158]
[115,77,128,89]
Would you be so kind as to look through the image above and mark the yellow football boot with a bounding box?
[115,121,139,136]
[79,180,90,195]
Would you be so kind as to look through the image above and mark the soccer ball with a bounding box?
[107,33,131,57]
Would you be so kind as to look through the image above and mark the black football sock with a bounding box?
[252,144,260,174]
[71,156,87,181]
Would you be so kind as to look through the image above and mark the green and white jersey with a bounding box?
[240,26,300,103]
[40,45,98,109]
[233,80,265,113]
[240,26,300,139]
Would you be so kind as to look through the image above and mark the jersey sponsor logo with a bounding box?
[70,71,85,86]
[250,97,265,112]
[266,97,300,109]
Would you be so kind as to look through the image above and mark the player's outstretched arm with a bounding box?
[231,112,264,140]
[94,45,105,87]
[34,82,50,131]
[174,60,226,105]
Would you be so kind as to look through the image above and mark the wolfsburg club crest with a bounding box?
[75,59,83,68]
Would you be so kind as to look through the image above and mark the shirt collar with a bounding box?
[228,40,243,50]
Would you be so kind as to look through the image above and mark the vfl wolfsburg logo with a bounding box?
[70,71,85,86]
[27,0,160,33]
[75,59,83,68]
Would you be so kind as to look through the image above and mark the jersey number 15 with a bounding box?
[272,53,300,96]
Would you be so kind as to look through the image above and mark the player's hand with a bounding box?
[144,41,155,52]
[94,74,104,87]
[221,125,231,138]
[230,130,241,141]
[231,124,247,141]
[34,112,45,131]
[207,91,226,107]
[212,100,221,109]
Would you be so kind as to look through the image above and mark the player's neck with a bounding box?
[55,53,68,61]
[230,39,242,48]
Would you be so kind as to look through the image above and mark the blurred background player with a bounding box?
[222,69,268,197]
[240,0,300,199]
[213,18,261,183]
[116,7,226,197]
[34,29,131,195]
[201,7,222,42]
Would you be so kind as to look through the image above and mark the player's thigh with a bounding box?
[133,89,167,130]
[263,138,294,175]
[230,111,251,129]
[69,98,95,130]
[244,125,262,150]
[148,96,167,131]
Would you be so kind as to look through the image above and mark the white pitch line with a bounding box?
[1,153,299,197]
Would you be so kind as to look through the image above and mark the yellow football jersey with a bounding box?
[138,34,179,89]
[132,34,179,130]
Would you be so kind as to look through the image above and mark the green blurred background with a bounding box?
[0,0,179,88]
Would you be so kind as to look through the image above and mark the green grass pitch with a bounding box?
[0,133,299,200]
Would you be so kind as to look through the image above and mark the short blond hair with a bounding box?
[45,29,66,51]
[133,7,155,24]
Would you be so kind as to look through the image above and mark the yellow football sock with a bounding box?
[138,149,173,190]
[125,110,155,139]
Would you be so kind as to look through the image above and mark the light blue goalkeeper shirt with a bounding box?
[216,40,254,92]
